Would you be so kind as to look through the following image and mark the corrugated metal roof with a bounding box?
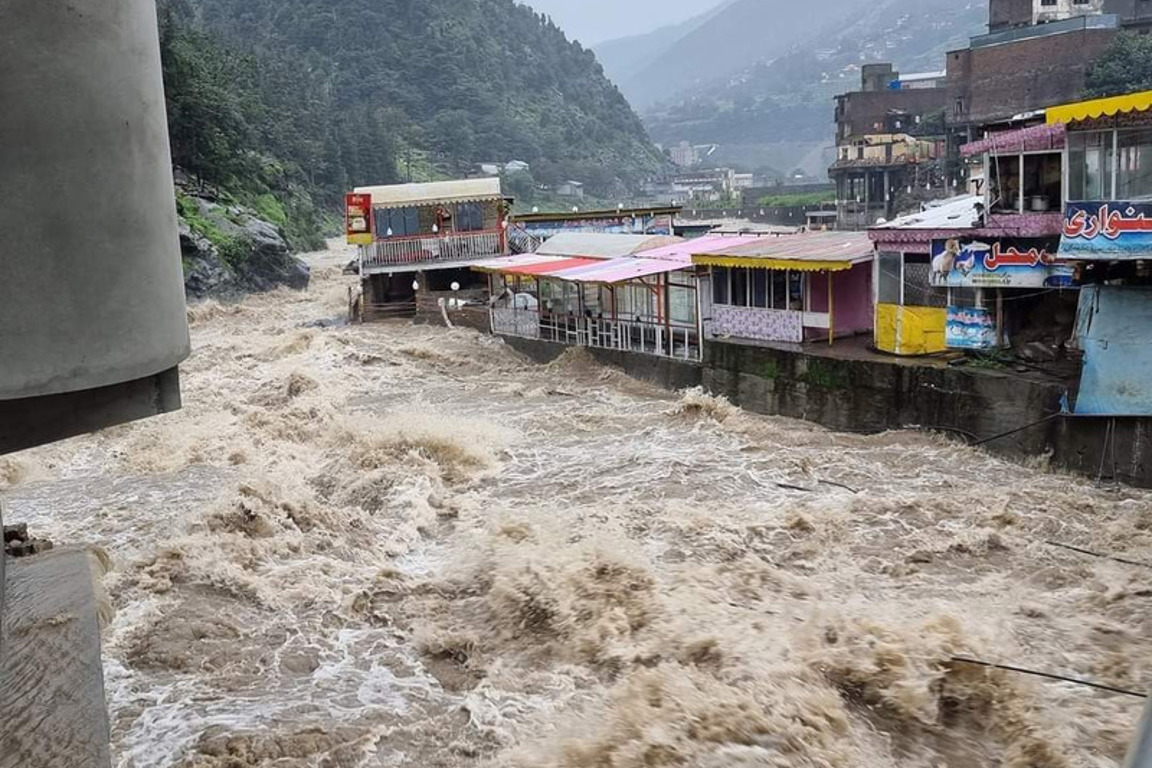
[535,233,681,259]
[870,196,982,231]
[692,231,874,269]
[961,123,1065,157]
[631,234,763,264]
[355,178,503,207]
[471,254,571,272]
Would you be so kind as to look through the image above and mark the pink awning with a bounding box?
[547,257,690,283]
[961,123,1066,157]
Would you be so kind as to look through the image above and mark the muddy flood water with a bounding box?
[4,243,1152,767]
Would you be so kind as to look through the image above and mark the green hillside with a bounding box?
[159,0,666,247]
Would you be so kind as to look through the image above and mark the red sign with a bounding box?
[345,193,373,245]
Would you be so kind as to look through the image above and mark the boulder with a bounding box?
[178,194,310,299]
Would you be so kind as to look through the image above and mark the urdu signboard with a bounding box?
[946,306,997,350]
[1060,202,1152,259]
[930,238,1074,289]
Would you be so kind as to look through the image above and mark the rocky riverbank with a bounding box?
[178,192,311,299]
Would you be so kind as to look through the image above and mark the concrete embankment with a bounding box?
[502,335,1152,488]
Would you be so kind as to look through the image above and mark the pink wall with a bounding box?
[807,262,873,336]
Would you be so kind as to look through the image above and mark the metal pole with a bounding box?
[1125,699,1152,768]
[828,271,835,347]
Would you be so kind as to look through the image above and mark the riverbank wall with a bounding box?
[501,336,1152,488]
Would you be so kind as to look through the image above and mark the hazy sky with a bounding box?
[522,0,726,45]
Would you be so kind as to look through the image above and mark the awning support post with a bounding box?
[828,271,835,347]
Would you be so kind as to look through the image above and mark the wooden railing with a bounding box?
[362,230,503,270]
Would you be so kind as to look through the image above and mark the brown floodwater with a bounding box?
[2,242,1151,767]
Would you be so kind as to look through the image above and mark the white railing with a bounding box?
[362,230,503,270]
[491,308,541,339]
[492,309,700,361]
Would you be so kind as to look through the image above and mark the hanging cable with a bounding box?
[950,657,1147,699]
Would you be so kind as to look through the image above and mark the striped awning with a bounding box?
[1047,90,1152,125]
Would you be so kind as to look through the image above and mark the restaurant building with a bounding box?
[691,232,876,346]
[1049,90,1152,415]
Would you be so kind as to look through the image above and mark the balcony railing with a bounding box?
[362,229,503,270]
[491,308,701,361]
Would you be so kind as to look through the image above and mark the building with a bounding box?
[1050,90,1152,415]
[508,205,681,253]
[669,141,698,168]
[831,0,1140,231]
[475,235,747,361]
[871,133,1077,360]
[831,66,951,229]
[691,232,875,347]
[988,0,1152,29]
[349,178,508,317]
[556,180,585,199]
[870,197,982,356]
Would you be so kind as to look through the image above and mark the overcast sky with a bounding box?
[522,0,726,45]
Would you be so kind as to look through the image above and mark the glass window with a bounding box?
[455,202,485,231]
[732,268,749,307]
[904,254,945,308]
[771,271,787,310]
[751,270,768,308]
[1118,128,1152,200]
[788,272,804,310]
[669,285,697,324]
[877,251,902,305]
[376,207,420,236]
[1068,131,1114,201]
[713,267,730,305]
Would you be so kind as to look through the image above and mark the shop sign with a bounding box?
[345,193,373,246]
[946,306,997,349]
[1060,202,1152,259]
[931,238,1073,288]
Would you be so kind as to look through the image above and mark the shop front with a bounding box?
[692,232,875,347]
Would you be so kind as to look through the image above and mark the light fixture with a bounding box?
[451,282,461,291]
[412,280,420,291]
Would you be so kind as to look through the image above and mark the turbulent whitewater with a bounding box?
[3,243,1151,767]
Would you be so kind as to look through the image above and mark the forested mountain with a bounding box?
[601,0,986,177]
[158,0,665,243]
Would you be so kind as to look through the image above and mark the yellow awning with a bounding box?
[692,256,854,272]
[1047,90,1152,125]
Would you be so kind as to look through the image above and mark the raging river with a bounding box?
[3,243,1152,767]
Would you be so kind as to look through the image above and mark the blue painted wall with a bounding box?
[1075,284,1152,415]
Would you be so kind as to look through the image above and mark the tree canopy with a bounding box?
[158,0,665,217]
[1085,32,1152,99]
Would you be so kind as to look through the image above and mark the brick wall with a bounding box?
[947,27,1118,125]
[989,0,1034,29]
[835,89,949,141]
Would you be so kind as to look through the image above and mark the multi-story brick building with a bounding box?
[831,0,1150,230]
